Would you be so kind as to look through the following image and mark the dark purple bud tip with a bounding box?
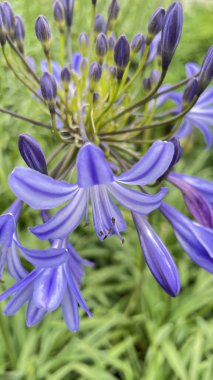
[0,6,6,46]
[91,0,97,6]
[108,32,116,51]
[198,45,213,93]
[150,69,160,86]
[148,7,165,40]
[14,16,25,53]
[61,66,71,85]
[94,14,106,34]
[131,33,145,54]
[35,15,51,43]
[143,77,151,92]
[167,137,183,171]
[2,1,15,38]
[114,34,130,69]
[53,0,65,32]
[18,134,47,174]
[161,2,183,72]
[93,92,100,103]
[89,62,102,86]
[110,65,117,79]
[63,0,74,28]
[40,72,57,113]
[80,57,88,72]
[108,0,120,21]
[96,32,108,58]
[183,77,198,106]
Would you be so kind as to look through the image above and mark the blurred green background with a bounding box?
[0,1,213,379]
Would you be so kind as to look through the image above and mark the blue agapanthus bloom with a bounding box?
[0,235,92,331]
[160,202,213,274]
[8,140,174,241]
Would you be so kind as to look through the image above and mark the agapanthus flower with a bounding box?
[0,199,22,278]
[160,202,213,274]
[132,212,180,297]
[9,140,174,241]
[168,172,213,228]
[0,235,92,331]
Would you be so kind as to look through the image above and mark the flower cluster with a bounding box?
[0,0,212,331]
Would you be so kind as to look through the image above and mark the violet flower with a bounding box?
[132,212,180,297]
[0,236,92,331]
[160,202,213,274]
[9,140,174,241]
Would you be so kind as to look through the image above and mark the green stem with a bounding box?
[0,107,51,129]
[51,112,62,141]
[60,32,65,67]
[0,308,17,368]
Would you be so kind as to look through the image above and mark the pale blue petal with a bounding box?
[185,62,200,78]
[7,241,28,281]
[61,288,80,332]
[4,284,33,315]
[9,167,77,209]
[117,141,174,185]
[0,269,40,301]
[26,298,47,327]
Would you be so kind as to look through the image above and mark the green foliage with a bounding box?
[0,1,213,379]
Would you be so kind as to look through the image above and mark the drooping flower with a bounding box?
[167,172,213,228]
[0,199,22,278]
[132,212,180,297]
[0,235,92,331]
[160,202,213,273]
[9,140,174,241]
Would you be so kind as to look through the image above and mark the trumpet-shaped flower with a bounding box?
[0,236,92,331]
[132,212,180,297]
[160,202,213,274]
[9,141,174,241]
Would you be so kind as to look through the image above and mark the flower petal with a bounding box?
[14,234,69,267]
[61,288,80,332]
[7,241,28,281]
[132,212,180,296]
[33,266,66,311]
[30,189,88,240]
[4,284,33,315]
[185,62,200,78]
[8,167,77,210]
[108,182,168,214]
[117,141,174,185]
[0,269,40,302]
[26,298,47,327]
[173,174,213,206]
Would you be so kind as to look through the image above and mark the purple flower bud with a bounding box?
[96,32,108,58]
[108,0,120,21]
[150,69,160,86]
[198,45,213,93]
[18,134,47,174]
[35,16,51,44]
[0,6,6,46]
[2,1,15,38]
[93,92,100,103]
[91,0,97,5]
[114,34,130,69]
[94,14,105,34]
[131,33,144,54]
[78,32,89,53]
[108,32,116,51]
[80,57,88,72]
[62,0,74,28]
[61,66,71,85]
[161,2,183,72]
[110,65,117,79]
[53,0,65,32]
[14,16,25,53]
[148,7,165,39]
[182,77,198,105]
[89,62,102,84]
[40,72,57,113]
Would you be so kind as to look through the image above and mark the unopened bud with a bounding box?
[94,14,105,34]
[18,134,47,174]
[53,1,65,33]
[110,65,117,79]
[183,78,198,106]
[147,7,165,43]
[131,33,144,54]
[150,69,160,87]
[143,77,151,92]
[91,0,97,5]
[93,92,100,103]
[0,6,6,46]
[96,33,108,58]
[80,57,88,73]
[78,32,89,54]
[14,16,25,54]
[2,1,15,39]
[63,0,74,28]
[61,66,71,89]
[35,16,51,54]
[108,32,116,51]
[161,2,183,72]
[108,0,120,21]
[40,72,57,113]
[198,45,213,94]
[89,62,102,90]
[114,34,130,69]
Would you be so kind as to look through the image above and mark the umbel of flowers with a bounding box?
[0,0,212,331]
